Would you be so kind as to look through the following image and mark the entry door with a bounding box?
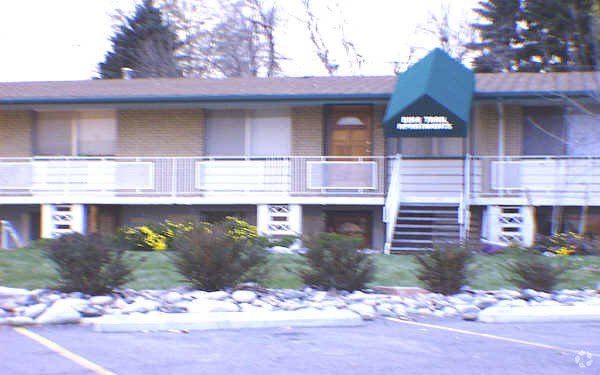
[328,106,372,156]
[325,106,373,188]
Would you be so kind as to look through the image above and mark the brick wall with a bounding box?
[0,110,33,156]
[117,109,204,156]
[373,105,386,156]
[291,107,323,155]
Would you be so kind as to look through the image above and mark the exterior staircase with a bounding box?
[389,205,461,253]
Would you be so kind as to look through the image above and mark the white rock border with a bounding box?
[0,285,599,326]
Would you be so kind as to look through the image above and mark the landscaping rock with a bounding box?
[521,289,538,300]
[164,292,184,304]
[347,291,367,302]
[393,305,408,318]
[456,305,480,321]
[79,306,104,318]
[280,301,305,311]
[348,303,376,320]
[59,298,89,312]
[23,304,48,319]
[123,299,160,314]
[36,300,81,324]
[186,300,239,313]
[89,296,114,306]
[0,299,19,312]
[0,308,8,318]
[280,290,306,300]
[474,296,497,309]
[204,291,228,301]
[232,290,257,304]
[0,286,30,298]
[375,304,395,317]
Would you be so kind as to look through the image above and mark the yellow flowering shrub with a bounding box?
[532,232,598,256]
[117,217,264,252]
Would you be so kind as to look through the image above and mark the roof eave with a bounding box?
[0,93,391,106]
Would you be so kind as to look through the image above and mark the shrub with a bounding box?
[117,220,193,251]
[268,235,298,248]
[170,218,269,291]
[300,233,375,291]
[415,242,474,295]
[43,233,135,295]
[503,254,572,292]
[531,232,599,256]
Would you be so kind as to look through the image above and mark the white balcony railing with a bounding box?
[0,156,386,198]
[2,155,600,205]
[471,155,600,202]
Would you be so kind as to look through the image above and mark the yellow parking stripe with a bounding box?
[13,327,117,375]
[385,317,600,357]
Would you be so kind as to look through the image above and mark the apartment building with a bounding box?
[1,49,599,251]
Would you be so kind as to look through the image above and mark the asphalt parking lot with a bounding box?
[2,318,599,375]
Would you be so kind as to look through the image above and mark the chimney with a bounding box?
[121,67,134,80]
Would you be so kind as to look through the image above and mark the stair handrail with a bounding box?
[0,220,23,249]
[383,154,402,254]
[459,153,471,241]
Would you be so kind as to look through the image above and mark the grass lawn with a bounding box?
[1,249,599,291]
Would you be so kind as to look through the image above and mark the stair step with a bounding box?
[395,224,459,229]
[397,210,458,214]
[390,247,432,252]
[397,217,457,222]
[392,239,435,244]
[394,231,459,236]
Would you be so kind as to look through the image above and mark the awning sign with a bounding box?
[383,48,474,138]
[396,116,453,131]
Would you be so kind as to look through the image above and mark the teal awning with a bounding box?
[383,48,475,137]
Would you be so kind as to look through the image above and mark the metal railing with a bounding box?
[0,156,386,198]
[0,220,22,249]
[2,155,600,203]
[469,155,600,203]
[383,155,402,254]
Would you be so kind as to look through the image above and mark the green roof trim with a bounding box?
[383,48,475,137]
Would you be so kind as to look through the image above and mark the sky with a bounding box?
[0,0,481,82]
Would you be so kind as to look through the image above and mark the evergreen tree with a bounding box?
[521,0,599,72]
[467,0,524,72]
[99,0,182,79]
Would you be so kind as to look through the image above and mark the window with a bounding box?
[205,109,291,156]
[35,112,72,156]
[34,111,117,156]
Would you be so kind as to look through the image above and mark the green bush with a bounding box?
[503,254,572,292]
[415,242,474,295]
[43,233,135,295]
[300,233,374,291]
[170,218,269,291]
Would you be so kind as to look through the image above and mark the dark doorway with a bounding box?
[325,211,373,249]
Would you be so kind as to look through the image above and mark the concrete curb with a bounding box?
[88,309,364,332]
[479,305,600,323]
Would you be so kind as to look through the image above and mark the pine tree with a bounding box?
[467,0,524,72]
[98,0,182,79]
[521,0,599,72]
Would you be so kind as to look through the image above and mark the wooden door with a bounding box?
[325,106,373,188]
[328,106,372,157]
